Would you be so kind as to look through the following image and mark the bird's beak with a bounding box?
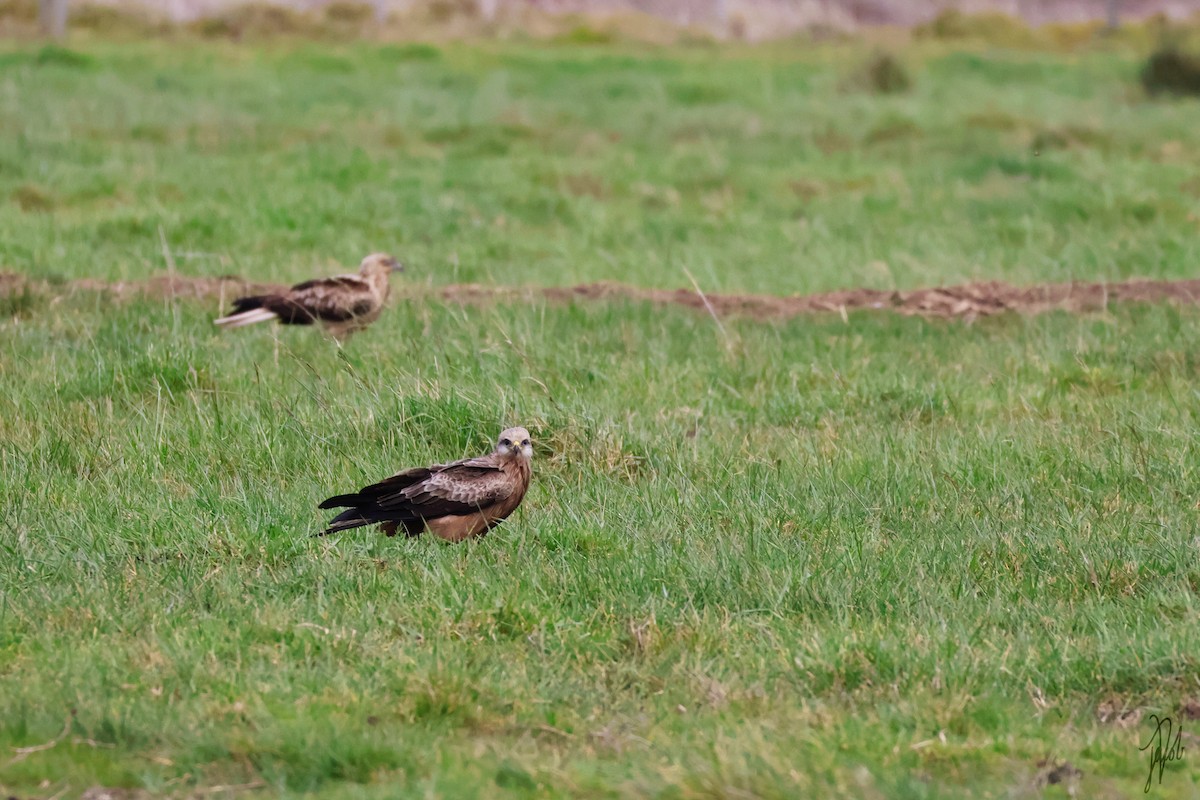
[390,261,405,273]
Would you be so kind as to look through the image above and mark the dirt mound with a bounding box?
[67,273,288,299]
[3,271,1200,321]
[445,277,1200,320]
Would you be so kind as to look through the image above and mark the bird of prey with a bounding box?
[318,427,534,542]
[214,253,403,340]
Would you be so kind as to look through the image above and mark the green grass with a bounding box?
[2,292,1199,797]
[1,39,1199,293]
[2,34,1200,799]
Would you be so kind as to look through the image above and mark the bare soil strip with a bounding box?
[463,278,1200,320]
[4,272,1200,320]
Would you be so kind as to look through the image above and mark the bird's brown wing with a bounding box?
[319,455,516,534]
[400,457,517,518]
[269,275,376,324]
[318,462,440,510]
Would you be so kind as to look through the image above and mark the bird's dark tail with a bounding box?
[231,295,267,313]
[214,295,279,329]
[315,502,423,538]
[314,507,377,536]
[318,493,363,510]
[316,498,407,535]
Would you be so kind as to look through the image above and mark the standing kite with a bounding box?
[214,253,403,340]
[318,427,534,542]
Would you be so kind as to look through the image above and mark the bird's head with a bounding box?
[495,427,533,461]
[359,253,405,277]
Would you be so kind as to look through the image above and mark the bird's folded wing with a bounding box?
[317,463,433,509]
[402,463,515,515]
[290,274,368,292]
[285,276,375,322]
[318,457,511,517]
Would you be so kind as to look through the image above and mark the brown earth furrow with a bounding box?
[440,278,1200,320]
[3,271,1200,321]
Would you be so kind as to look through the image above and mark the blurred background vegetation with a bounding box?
[7,0,1200,47]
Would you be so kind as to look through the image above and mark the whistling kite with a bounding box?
[214,253,403,340]
[319,427,534,542]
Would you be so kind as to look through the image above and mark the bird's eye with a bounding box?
[522,439,530,446]
[501,439,511,446]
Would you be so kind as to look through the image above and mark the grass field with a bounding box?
[3,35,1200,293]
[2,31,1200,799]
